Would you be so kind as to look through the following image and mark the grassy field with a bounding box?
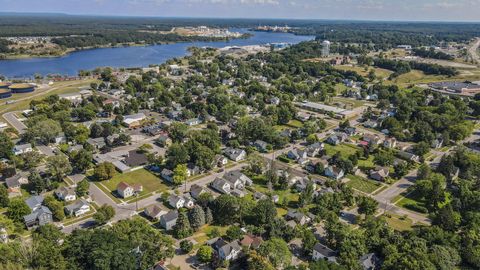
[331,97,370,109]
[0,80,98,121]
[394,191,428,213]
[345,174,382,194]
[286,119,304,128]
[335,65,393,79]
[101,169,169,198]
[383,212,414,231]
[251,175,299,206]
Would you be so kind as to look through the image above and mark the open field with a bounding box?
[334,65,393,79]
[100,169,169,199]
[0,79,97,121]
[393,191,428,214]
[383,212,414,231]
[346,174,382,194]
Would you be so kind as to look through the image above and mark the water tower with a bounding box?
[322,40,331,57]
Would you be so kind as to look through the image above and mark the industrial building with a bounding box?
[9,83,35,93]
[428,81,480,96]
[0,88,12,99]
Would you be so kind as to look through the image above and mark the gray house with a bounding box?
[160,210,178,230]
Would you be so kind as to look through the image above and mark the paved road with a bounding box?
[3,112,27,134]
[468,38,480,64]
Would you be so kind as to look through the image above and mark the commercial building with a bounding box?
[428,81,480,96]
[295,101,356,119]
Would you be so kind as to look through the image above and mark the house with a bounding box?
[13,143,33,155]
[312,243,337,262]
[145,203,167,220]
[344,127,357,136]
[363,120,378,129]
[190,184,206,199]
[54,133,67,144]
[168,195,185,209]
[431,138,444,149]
[359,253,381,270]
[64,199,90,217]
[159,210,178,230]
[325,166,345,180]
[215,154,228,167]
[156,135,172,147]
[223,170,253,187]
[186,164,201,177]
[383,137,397,148]
[211,177,231,194]
[253,140,268,152]
[183,195,195,208]
[55,187,77,202]
[25,195,44,211]
[161,168,174,183]
[286,210,312,226]
[398,151,420,163]
[306,142,324,157]
[185,118,201,126]
[287,148,307,161]
[86,137,106,151]
[123,113,146,128]
[269,97,280,105]
[326,133,347,145]
[253,192,267,201]
[240,234,263,249]
[370,167,390,181]
[116,182,142,198]
[363,134,382,145]
[296,111,311,122]
[223,148,247,162]
[217,240,242,261]
[5,174,28,194]
[124,150,149,168]
[24,206,53,228]
[295,177,317,192]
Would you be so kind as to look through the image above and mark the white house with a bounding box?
[211,178,231,194]
[168,195,185,209]
[64,200,90,217]
[223,148,247,162]
[325,166,345,180]
[55,187,77,202]
[123,113,146,128]
[13,143,33,155]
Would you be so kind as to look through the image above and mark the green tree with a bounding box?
[173,164,188,186]
[225,225,244,241]
[93,204,115,225]
[188,205,205,230]
[173,211,193,239]
[357,196,378,216]
[197,245,214,263]
[44,196,65,221]
[7,198,31,223]
[0,184,10,207]
[180,240,193,254]
[252,198,277,226]
[47,155,72,182]
[166,143,189,169]
[93,162,116,181]
[258,238,292,268]
[70,149,92,172]
[0,131,13,158]
[76,179,89,197]
[247,250,275,270]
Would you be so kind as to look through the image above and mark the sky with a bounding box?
[1,0,480,21]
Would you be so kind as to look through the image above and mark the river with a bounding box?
[0,29,315,78]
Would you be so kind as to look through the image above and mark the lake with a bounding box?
[0,29,315,78]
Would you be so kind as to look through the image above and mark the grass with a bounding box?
[345,174,382,194]
[192,225,230,245]
[331,97,370,109]
[383,212,414,231]
[0,80,98,121]
[394,191,428,214]
[251,175,299,206]
[100,169,169,200]
[324,143,360,157]
[335,65,393,79]
[286,119,304,128]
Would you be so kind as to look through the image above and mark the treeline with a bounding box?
[413,47,454,60]
[373,58,458,77]
[52,32,227,48]
[0,39,11,53]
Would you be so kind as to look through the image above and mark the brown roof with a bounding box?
[240,234,263,249]
[117,181,130,192]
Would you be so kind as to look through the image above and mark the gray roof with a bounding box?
[65,199,89,213]
[160,210,178,223]
[5,175,22,188]
[313,243,337,257]
[218,240,242,256]
[25,195,44,210]
[24,206,52,223]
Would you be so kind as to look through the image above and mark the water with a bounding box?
[0,29,315,78]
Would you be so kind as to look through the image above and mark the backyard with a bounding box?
[345,174,382,194]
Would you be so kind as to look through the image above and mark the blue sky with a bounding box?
[1,0,479,21]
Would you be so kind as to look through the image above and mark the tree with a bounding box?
[306,134,319,145]
[169,122,189,142]
[0,184,10,207]
[0,131,13,158]
[413,141,430,157]
[258,238,292,268]
[433,204,461,232]
[357,196,378,216]
[43,196,65,221]
[26,119,62,144]
[70,149,92,172]
[47,155,72,182]
[211,195,240,225]
[252,199,277,226]
[166,143,189,169]
[188,205,206,230]
[29,171,47,194]
[197,245,214,263]
[173,211,193,239]
[204,207,213,224]
[173,164,188,186]
[93,204,115,225]
[299,180,314,207]
[76,179,89,197]
[247,250,275,270]
[7,198,31,223]
[180,240,193,254]
[225,225,244,241]
[301,229,317,256]
[93,162,116,181]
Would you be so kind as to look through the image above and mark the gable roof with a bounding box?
[116,181,131,192]
[313,243,337,257]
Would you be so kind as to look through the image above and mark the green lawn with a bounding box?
[287,120,304,128]
[345,174,382,194]
[383,212,414,231]
[394,191,428,214]
[251,175,299,206]
[324,143,360,157]
[101,169,169,198]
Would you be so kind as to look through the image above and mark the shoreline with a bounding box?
[0,33,253,61]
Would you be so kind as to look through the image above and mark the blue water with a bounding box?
[0,29,314,78]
